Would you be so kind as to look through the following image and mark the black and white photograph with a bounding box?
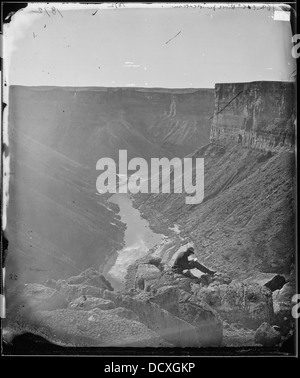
[1,2,298,358]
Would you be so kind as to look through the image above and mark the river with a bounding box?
[103,193,164,291]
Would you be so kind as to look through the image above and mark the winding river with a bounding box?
[103,193,164,291]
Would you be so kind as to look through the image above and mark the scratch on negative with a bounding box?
[165,31,182,45]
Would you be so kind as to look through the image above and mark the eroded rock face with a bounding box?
[103,289,222,347]
[53,282,106,303]
[108,307,140,322]
[243,273,286,292]
[272,282,296,336]
[135,263,162,292]
[133,263,274,331]
[59,268,114,291]
[52,268,112,302]
[133,286,223,347]
[134,145,295,279]
[68,295,115,311]
[31,308,170,347]
[192,281,274,329]
[210,81,295,151]
[16,270,223,348]
[254,322,281,347]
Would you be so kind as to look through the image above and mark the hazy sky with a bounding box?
[4,3,296,88]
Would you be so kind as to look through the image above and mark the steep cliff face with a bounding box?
[210,81,295,151]
[147,89,214,156]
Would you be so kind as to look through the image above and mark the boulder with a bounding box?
[9,269,223,348]
[272,282,296,336]
[143,256,163,268]
[144,265,193,293]
[103,289,222,347]
[68,295,115,311]
[244,272,286,292]
[54,279,208,347]
[31,308,170,347]
[55,282,105,302]
[210,272,232,285]
[222,322,256,347]
[63,268,113,291]
[54,282,83,301]
[133,286,223,347]
[193,281,274,329]
[80,285,106,298]
[135,263,162,292]
[254,322,281,347]
[273,282,295,304]
[52,269,114,301]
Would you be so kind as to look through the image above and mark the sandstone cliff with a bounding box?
[210,81,295,151]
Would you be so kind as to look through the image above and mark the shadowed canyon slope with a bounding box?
[6,128,125,284]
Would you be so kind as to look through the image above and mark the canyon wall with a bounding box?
[134,81,296,278]
[9,86,214,164]
[210,81,295,151]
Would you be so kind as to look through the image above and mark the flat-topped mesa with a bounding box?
[210,81,296,151]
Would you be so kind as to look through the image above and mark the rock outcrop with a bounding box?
[132,261,273,331]
[31,308,170,347]
[5,268,223,348]
[243,272,286,292]
[254,322,281,347]
[102,289,222,347]
[68,296,116,311]
[192,281,274,329]
[210,81,295,151]
[135,263,162,292]
[133,286,223,347]
[272,281,296,336]
[58,268,114,291]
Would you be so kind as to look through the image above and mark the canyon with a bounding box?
[3,81,296,353]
